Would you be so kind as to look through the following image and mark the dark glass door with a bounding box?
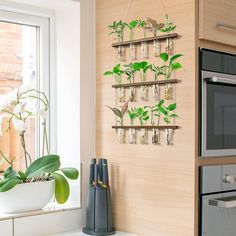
[206,82,236,150]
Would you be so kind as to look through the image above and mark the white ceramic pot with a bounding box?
[0,180,54,213]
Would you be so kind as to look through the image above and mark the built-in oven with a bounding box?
[200,164,236,236]
[200,48,236,157]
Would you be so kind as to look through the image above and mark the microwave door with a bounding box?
[201,72,236,157]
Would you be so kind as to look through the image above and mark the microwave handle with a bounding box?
[205,76,236,85]
[209,196,236,208]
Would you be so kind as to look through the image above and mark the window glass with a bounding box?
[0,21,43,171]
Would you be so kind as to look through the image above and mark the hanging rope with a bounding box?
[159,0,168,16]
[123,0,135,21]
[124,0,168,21]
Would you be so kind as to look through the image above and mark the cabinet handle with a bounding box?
[216,22,236,31]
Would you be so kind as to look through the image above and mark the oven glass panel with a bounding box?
[207,82,236,150]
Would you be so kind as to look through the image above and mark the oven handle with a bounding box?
[209,196,236,208]
[205,76,236,85]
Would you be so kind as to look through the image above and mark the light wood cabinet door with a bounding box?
[199,0,236,47]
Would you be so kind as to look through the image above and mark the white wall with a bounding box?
[79,0,96,225]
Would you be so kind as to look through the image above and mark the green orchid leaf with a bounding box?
[0,178,11,188]
[159,52,169,62]
[18,171,27,181]
[25,155,61,179]
[0,179,22,192]
[53,173,70,204]
[170,54,183,64]
[4,167,17,179]
[60,168,79,180]
[167,103,176,111]
[103,71,113,76]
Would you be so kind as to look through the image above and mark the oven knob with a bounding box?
[223,174,236,184]
[212,76,218,82]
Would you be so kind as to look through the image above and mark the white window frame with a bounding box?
[0,0,57,155]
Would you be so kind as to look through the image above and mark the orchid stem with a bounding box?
[0,150,13,167]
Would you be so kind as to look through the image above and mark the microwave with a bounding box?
[199,48,236,158]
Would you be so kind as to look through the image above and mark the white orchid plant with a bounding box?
[0,87,79,204]
[0,86,49,167]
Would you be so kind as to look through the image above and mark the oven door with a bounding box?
[201,191,236,236]
[201,71,236,157]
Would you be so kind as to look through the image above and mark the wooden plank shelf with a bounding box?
[112,33,179,48]
[112,79,179,88]
[112,125,180,129]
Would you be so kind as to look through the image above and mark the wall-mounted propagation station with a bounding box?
[104,15,183,145]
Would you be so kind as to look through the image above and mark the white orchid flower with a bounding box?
[13,102,29,119]
[13,102,26,114]
[25,99,37,114]
[6,88,18,106]
[12,117,25,132]
[0,115,3,136]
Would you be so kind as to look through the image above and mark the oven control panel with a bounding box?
[201,164,236,194]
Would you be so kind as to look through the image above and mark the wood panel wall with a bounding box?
[96,0,196,235]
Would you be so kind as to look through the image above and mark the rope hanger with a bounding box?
[123,0,168,21]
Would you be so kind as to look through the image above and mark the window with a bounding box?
[0,10,52,171]
[0,0,81,209]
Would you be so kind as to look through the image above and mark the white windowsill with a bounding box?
[0,201,81,221]
[49,230,137,236]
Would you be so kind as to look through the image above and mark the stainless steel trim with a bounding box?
[201,71,236,158]
[216,22,236,31]
[206,76,236,85]
[209,196,236,208]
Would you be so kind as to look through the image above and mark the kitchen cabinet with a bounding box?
[0,219,13,236]
[199,0,236,47]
